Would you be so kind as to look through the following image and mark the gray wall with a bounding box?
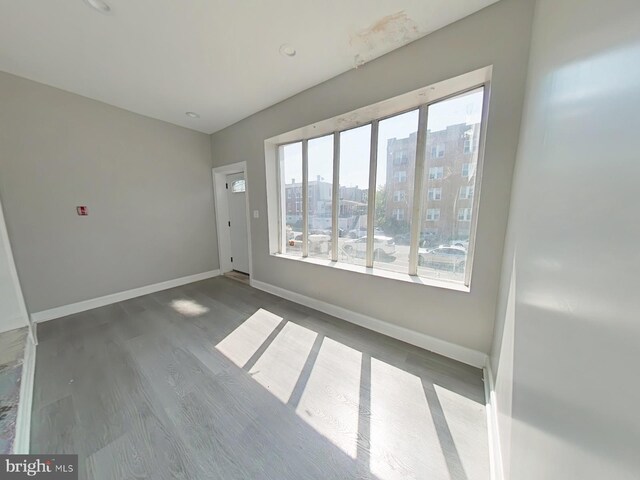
[490,0,640,478]
[210,0,535,355]
[0,72,218,313]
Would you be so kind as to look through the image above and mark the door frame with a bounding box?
[0,197,35,342]
[212,162,253,277]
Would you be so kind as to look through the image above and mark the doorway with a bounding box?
[226,172,249,274]
[212,162,253,280]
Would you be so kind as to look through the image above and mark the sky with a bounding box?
[283,88,484,189]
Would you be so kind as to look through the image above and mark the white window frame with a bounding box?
[431,144,445,158]
[428,166,444,180]
[464,136,473,154]
[230,179,246,193]
[394,170,407,183]
[428,187,442,201]
[462,163,474,178]
[426,208,440,221]
[458,208,472,221]
[460,185,474,199]
[264,66,492,291]
[393,190,406,202]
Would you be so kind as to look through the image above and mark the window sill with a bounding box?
[271,253,471,293]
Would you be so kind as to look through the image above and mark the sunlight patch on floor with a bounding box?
[215,308,283,367]
[433,383,488,480]
[370,358,446,480]
[170,299,210,317]
[296,338,362,458]
[248,322,318,403]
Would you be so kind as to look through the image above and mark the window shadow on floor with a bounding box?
[32,276,488,480]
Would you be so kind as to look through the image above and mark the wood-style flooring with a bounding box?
[0,326,28,453]
[31,276,489,480]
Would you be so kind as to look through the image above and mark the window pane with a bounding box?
[307,135,333,259]
[231,179,246,193]
[374,109,419,273]
[338,125,371,266]
[281,142,303,256]
[417,87,484,282]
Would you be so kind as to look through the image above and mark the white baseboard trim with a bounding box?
[250,279,487,368]
[13,335,36,454]
[484,362,504,480]
[31,270,220,323]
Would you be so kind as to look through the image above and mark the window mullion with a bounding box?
[409,105,429,275]
[366,121,379,268]
[302,139,309,258]
[331,132,340,262]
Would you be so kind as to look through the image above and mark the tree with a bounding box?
[375,185,387,229]
[374,185,410,236]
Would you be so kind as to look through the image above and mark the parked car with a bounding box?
[287,230,301,241]
[308,233,331,254]
[288,233,330,253]
[342,236,396,259]
[394,232,411,245]
[288,233,303,249]
[450,239,470,249]
[418,245,467,272]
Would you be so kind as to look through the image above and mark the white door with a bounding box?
[226,173,250,274]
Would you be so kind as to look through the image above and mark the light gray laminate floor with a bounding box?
[0,326,28,453]
[31,277,489,480]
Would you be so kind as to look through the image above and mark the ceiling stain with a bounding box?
[350,11,420,68]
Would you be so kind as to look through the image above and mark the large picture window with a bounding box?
[272,71,489,289]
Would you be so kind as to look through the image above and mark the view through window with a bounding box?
[417,88,484,282]
[374,109,419,274]
[278,86,486,286]
[339,125,371,267]
[281,142,303,257]
[307,135,334,259]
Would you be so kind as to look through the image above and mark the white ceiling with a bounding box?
[0,0,499,134]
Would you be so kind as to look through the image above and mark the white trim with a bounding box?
[301,140,309,258]
[409,104,429,275]
[0,197,32,336]
[271,253,470,293]
[250,278,486,368]
[212,161,253,277]
[465,83,491,288]
[266,67,492,145]
[13,335,36,454]
[31,270,220,323]
[365,120,379,268]
[484,361,504,480]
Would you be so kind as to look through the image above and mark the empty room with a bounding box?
[0,0,637,479]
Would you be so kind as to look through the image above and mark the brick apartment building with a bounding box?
[385,122,481,244]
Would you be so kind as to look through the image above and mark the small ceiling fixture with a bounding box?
[185,112,200,119]
[84,0,111,13]
[279,44,297,57]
